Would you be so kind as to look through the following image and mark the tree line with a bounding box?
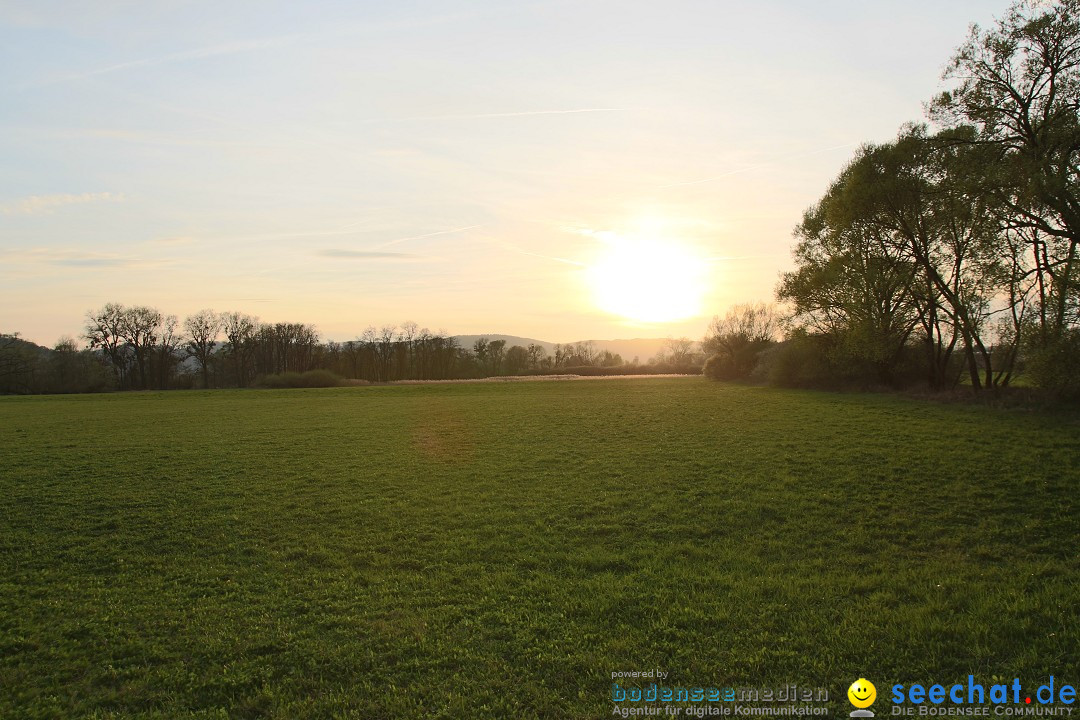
[704,0,1080,398]
[0,305,703,394]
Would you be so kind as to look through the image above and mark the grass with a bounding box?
[1,378,1078,719]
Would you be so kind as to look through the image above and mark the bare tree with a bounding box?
[222,312,257,387]
[121,306,163,390]
[0,333,33,393]
[342,339,363,379]
[400,321,419,379]
[185,310,222,389]
[526,343,548,369]
[572,340,597,366]
[49,336,78,391]
[703,303,780,379]
[376,325,397,381]
[665,337,695,365]
[85,303,131,387]
[473,337,490,375]
[431,331,457,379]
[156,315,182,389]
[359,327,379,381]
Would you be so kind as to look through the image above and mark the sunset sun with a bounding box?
[586,235,708,323]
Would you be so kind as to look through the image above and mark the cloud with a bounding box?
[22,127,254,149]
[51,257,129,268]
[0,248,152,269]
[1,192,124,216]
[318,249,423,260]
[147,235,198,246]
[483,235,585,267]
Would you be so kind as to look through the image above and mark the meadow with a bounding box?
[1,378,1078,719]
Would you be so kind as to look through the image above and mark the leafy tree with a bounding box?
[780,128,1021,390]
[487,339,507,374]
[930,0,1080,392]
[598,350,624,367]
[505,345,529,374]
[932,0,1080,340]
[472,337,489,375]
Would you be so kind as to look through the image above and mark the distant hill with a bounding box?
[451,335,699,364]
[568,338,690,364]
[0,334,52,358]
[452,335,556,355]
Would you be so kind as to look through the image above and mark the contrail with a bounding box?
[658,141,857,189]
[480,236,585,267]
[31,35,300,87]
[374,224,482,249]
[511,248,585,267]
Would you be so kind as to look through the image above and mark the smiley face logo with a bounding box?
[848,678,877,708]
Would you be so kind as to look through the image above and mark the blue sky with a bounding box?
[1,0,1011,345]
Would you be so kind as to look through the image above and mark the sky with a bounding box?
[0,0,1013,347]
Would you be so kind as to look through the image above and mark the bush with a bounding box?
[554,364,701,377]
[298,369,343,387]
[753,331,834,388]
[254,369,343,389]
[702,353,737,380]
[702,342,773,381]
[753,330,944,391]
[1024,330,1080,401]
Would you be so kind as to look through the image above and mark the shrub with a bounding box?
[1024,330,1080,401]
[297,369,343,387]
[702,353,737,380]
[702,343,773,381]
[254,370,343,389]
[753,331,834,388]
[753,330,943,391]
[555,364,700,377]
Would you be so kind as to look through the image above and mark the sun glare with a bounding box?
[586,234,708,323]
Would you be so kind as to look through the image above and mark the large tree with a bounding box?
[121,306,163,390]
[222,312,257,387]
[156,315,182,390]
[0,333,33,393]
[184,309,222,389]
[85,303,131,388]
[780,128,1017,390]
[932,0,1080,338]
[779,166,925,385]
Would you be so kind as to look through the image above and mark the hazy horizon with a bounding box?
[1,0,1012,347]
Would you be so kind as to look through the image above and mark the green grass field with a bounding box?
[2,378,1078,719]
